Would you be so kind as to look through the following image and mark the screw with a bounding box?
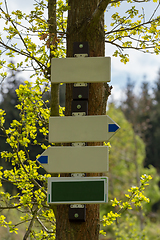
[78,94,82,99]
[74,213,79,218]
[79,44,83,48]
[77,105,81,109]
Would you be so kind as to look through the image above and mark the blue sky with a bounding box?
[1,0,160,102]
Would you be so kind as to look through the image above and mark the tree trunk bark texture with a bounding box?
[48,0,59,117]
[56,1,111,239]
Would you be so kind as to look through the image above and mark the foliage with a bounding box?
[100,104,160,238]
[112,214,149,240]
[102,174,151,225]
[105,0,160,63]
[105,104,160,209]
[0,0,67,84]
[100,174,152,238]
[0,0,160,73]
[105,104,145,198]
[0,79,57,238]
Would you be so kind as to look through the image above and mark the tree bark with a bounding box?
[48,0,58,217]
[56,1,111,239]
[48,0,59,117]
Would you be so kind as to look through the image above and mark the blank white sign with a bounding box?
[51,57,111,83]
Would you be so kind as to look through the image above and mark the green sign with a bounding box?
[47,177,108,204]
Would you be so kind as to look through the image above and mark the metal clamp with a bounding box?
[72,142,85,147]
[71,173,85,177]
[72,112,86,116]
[74,53,88,58]
[70,204,85,208]
[74,83,88,87]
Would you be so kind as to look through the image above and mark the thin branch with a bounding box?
[23,207,39,240]
[4,0,9,15]
[11,20,28,50]
[0,204,22,210]
[33,0,48,9]
[36,216,55,233]
[105,16,160,36]
[14,218,32,227]
[0,125,47,195]
[15,149,47,195]
[0,40,45,69]
[149,3,160,21]
[109,15,131,35]
[105,39,156,53]
[0,177,13,183]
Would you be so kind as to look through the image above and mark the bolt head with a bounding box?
[74,213,79,218]
[78,94,82,99]
[77,104,81,109]
[79,44,83,48]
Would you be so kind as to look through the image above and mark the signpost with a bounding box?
[36,42,120,222]
[37,146,109,173]
[47,177,108,204]
[49,115,120,143]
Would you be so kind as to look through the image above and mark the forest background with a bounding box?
[0,0,160,239]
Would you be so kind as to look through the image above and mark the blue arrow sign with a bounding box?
[37,146,109,173]
[108,124,119,132]
[38,156,48,164]
[49,115,120,143]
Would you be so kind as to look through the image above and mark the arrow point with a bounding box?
[38,156,48,164]
[108,124,119,132]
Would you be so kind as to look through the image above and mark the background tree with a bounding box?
[149,70,160,172]
[121,71,160,171]
[0,65,23,194]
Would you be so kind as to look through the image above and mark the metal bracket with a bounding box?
[71,173,85,177]
[74,83,87,87]
[74,53,88,58]
[72,112,86,116]
[70,204,85,208]
[69,204,86,222]
[72,142,85,147]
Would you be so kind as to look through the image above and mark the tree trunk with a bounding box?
[48,0,59,117]
[48,0,58,217]
[56,1,111,239]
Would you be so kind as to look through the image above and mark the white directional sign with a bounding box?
[37,146,109,173]
[51,57,111,83]
[49,115,120,143]
[48,177,108,204]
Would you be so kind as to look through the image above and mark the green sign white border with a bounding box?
[47,177,108,204]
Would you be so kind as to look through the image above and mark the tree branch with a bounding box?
[0,204,22,210]
[105,39,156,53]
[23,207,39,240]
[105,16,160,36]
[36,216,55,233]
[89,0,110,27]
[0,40,46,70]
